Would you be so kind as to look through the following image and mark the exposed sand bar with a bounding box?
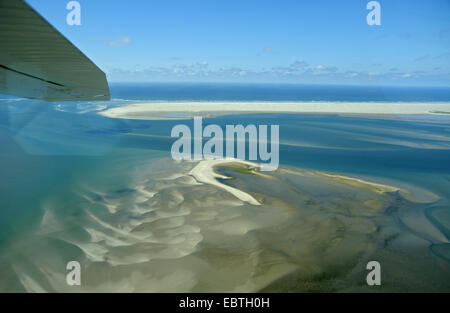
[189,159,261,205]
[99,101,450,120]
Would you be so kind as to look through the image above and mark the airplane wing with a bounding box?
[0,0,110,101]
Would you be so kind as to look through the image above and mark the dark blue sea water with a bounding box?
[109,83,450,102]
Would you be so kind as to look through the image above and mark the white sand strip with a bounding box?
[99,101,450,120]
[189,159,261,205]
[319,173,400,193]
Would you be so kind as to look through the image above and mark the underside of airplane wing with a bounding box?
[0,0,110,101]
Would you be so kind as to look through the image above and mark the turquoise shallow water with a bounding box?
[0,83,450,292]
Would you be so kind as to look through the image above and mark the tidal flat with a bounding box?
[2,158,449,292]
[1,86,450,292]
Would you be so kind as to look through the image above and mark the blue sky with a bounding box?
[27,0,450,86]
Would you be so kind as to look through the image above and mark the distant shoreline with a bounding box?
[99,101,450,120]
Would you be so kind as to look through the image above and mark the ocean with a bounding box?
[109,83,450,102]
[0,83,449,292]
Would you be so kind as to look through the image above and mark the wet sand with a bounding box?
[5,158,449,292]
